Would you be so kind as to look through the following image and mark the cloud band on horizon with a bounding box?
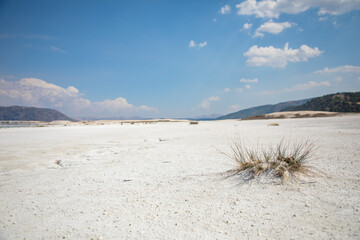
[0,77,158,118]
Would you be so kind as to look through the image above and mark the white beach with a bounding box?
[0,115,360,239]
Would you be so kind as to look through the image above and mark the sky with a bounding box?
[0,0,360,119]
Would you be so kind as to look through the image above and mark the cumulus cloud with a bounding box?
[242,23,253,30]
[245,84,251,89]
[198,41,208,48]
[0,78,90,112]
[224,88,231,92]
[189,40,207,49]
[244,43,323,68]
[198,96,220,109]
[220,5,231,14]
[67,86,79,94]
[93,97,133,111]
[240,78,258,83]
[236,0,360,18]
[317,1,360,15]
[254,20,293,37]
[284,81,331,92]
[315,65,360,74]
[0,78,158,117]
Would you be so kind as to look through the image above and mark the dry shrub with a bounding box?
[55,160,63,167]
[220,134,320,183]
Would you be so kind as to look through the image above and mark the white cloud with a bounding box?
[319,16,328,21]
[229,104,241,112]
[67,86,79,94]
[93,97,133,111]
[315,65,360,74]
[242,23,253,30]
[239,78,258,83]
[284,81,331,92]
[244,43,323,68]
[245,84,251,89]
[224,88,231,92]
[234,88,243,93]
[189,40,207,49]
[198,96,220,109]
[254,20,293,37]
[212,18,217,22]
[50,46,66,54]
[236,0,360,18]
[220,5,231,14]
[209,96,219,101]
[0,78,158,117]
[317,0,360,15]
[198,41,207,48]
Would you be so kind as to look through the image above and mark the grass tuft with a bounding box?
[220,134,320,183]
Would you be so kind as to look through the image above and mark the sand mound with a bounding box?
[243,111,340,120]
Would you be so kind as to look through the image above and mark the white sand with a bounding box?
[265,111,339,118]
[0,115,359,239]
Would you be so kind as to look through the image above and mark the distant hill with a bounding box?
[216,99,309,120]
[0,106,74,122]
[189,113,222,121]
[281,92,360,113]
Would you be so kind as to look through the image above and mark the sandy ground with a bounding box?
[0,115,360,239]
[265,111,339,118]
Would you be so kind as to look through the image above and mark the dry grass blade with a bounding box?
[220,135,321,184]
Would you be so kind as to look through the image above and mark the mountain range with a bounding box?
[0,106,74,122]
[216,91,360,120]
[216,99,309,120]
[1,92,359,121]
[282,92,360,113]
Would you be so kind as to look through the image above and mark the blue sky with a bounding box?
[0,0,360,118]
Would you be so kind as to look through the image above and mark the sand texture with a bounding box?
[0,115,360,239]
[242,110,346,120]
[265,111,340,118]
